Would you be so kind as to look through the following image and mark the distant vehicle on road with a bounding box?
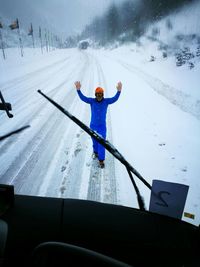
[78,40,90,49]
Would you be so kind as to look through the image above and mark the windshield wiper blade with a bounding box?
[0,125,30,141]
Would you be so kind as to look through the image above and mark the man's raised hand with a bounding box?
[75,81,81,90]
[116,81,122,91]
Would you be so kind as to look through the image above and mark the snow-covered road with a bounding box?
[0,47,200,225]
[0,49,118,204]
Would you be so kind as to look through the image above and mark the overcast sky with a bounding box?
[0,0,128,38]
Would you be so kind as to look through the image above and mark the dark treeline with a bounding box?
[76,0,196,46]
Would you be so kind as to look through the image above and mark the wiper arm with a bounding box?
[0,91,13,118]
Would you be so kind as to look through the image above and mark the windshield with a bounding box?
[0,0,199,227]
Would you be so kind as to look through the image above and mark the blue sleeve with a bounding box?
[77,90,93,104]
[106,91,121,104]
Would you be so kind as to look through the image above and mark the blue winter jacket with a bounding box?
[77,90,121,127]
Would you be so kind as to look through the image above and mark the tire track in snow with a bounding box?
[0,53,83,121]
[37,51,92,198]
[0,88,77,189]
[0,76,75,156]
[0,56,70,92]
[54,52,94,199]
[58,129,90,199]
[118,60,200,120]
[0,52,89,195]
[0,53,87,155]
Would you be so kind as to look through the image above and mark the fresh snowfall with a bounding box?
[0,2,200,227]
